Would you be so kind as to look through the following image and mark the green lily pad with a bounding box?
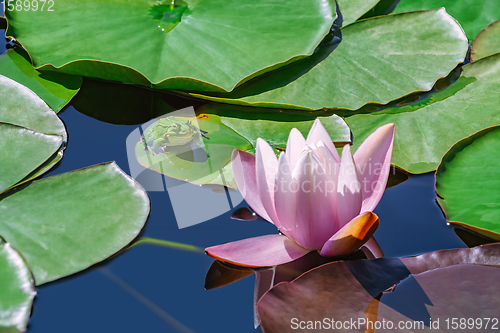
[0,239,35,333]
[0,75,66,139]
[0,123,62,194]
[0,75,66,193]
[6,0,336,92]
[136,116,252,188]
[471,20,500,61]
[394,0,500,40]
[0,48,82,112]
[192,9,468,110]
[358,0,400,21]
[337,0,381,26]
[346,52,500,174]
[199,104,351,148]
[436,126,500,240]
[0,162,150,285]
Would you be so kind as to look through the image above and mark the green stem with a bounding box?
[127,237,204,253]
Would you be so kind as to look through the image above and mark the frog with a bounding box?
[142,116,209,155]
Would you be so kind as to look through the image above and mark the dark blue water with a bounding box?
[25,107,465,333]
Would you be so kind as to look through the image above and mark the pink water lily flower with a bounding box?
[206,119,395,267]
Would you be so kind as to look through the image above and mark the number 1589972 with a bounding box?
[4,0,54,12]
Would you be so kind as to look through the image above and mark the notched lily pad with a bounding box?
[6,0,336,92]
[436,125,500,240]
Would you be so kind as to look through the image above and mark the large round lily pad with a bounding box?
[346,52,500,174]
[394,0,500,40]
[0,162,150,285]
[6,0,336,92]
[0,239,35,333]
[471,20,500,61]
[436,126,500,240]
[192,9,468,110]
[0,48,81,112]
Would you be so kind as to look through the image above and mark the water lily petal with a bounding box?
[205,234,311,267]
[319,212,380,257]
[316,140,341,181]
[353,123,395,213]
[286,128,306,173]
[256,138,280,224]
[232,149,272,222]
[337,145,363,227]
[306,119,340,163]
[274,152,297,240]
[293,149,338,250]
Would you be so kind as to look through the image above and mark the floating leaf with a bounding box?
[196,105,350,148]
[0,123,62,194]
[258,243,500,333]
[358,0,401,21]
[6,0,336,92]
[0,239,35,333]
[0,48,81,112]
[346,53,500,173]
[471,20,500,61]
[192,9,468,110]
[136,116,252,188]
[436,126,500,240]
[0,75,66,193]
[336,0,381,26]
[394,0,500,40]
[0,162,150,285]
[0,75,66,139]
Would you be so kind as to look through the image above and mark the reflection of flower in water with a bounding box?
[206,119,395,267]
